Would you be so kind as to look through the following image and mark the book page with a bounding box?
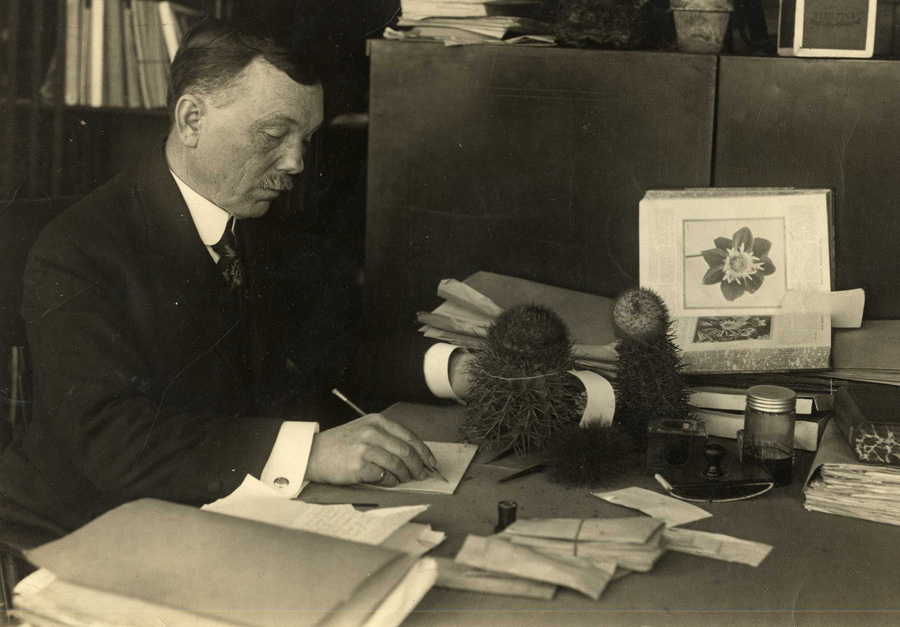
[640,189,832,318]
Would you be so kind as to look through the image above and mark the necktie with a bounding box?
[212,216,255,406]
[211,217,245,294]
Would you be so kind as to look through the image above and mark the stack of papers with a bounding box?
[804,420,900,526]
[417,273,619,377]
[827,320,900,386]
[15,499,438,627]
[385,16,554,47]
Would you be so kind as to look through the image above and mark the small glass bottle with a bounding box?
[742,385,796,487]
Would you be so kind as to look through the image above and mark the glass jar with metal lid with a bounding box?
[742,385,796,486]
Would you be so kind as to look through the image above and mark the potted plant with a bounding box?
[669,0,733,53]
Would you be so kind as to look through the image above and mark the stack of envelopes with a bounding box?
[439,517,666,600]
[498,517,666,573]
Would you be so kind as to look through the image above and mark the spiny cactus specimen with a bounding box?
[461,304,583,454]
[546,422,634,487]
[612,288,693,450]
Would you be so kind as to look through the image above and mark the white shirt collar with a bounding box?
[169,169,231,246]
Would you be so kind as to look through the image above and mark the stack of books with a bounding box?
[386,0,553,45]
[61,0,203,109]
[690,385,833,452]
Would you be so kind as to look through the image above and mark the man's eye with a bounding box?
[263,132,285,143]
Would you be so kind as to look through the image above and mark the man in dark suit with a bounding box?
[0,21,437,537]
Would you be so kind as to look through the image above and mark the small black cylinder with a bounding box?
[494,500,517,533]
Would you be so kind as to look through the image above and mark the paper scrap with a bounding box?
[569,370,616,427]
[434,558,556,600]
[203,475,427,545]
[12,568,56,598]
[780,289,865,328]
[592,487,712,527]
[380,522,446,556]
[364,442,478,495]
[455,535,614,600]
[664,528,773,567]
[437,278,503,317]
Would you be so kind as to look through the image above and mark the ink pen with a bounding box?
[331,388,449,483]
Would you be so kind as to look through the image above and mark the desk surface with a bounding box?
[301,403,900,627]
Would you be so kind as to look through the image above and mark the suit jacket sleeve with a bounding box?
[21,198,282,516]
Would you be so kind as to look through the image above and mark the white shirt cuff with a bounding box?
[260,421,319,498]
[569,370,616,428]
[424,343,467,402]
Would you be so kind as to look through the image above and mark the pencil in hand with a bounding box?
[331,388,448,483]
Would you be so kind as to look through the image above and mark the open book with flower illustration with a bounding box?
[639,188,834,373]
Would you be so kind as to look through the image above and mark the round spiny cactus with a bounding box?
[612,288,693,450]
[461,304,583,454]
[613,286,669,341]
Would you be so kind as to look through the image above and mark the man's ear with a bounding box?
[172,94,204,148]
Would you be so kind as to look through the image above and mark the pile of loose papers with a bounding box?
[385,0,555,46]
[804,420,900,526]
[438,487,773,601]
[418,273,619,377]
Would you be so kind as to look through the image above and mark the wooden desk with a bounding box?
[302,403,900,626]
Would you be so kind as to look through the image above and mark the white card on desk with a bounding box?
[592,487,712,527]
[664,528,773,567]
[364,442,478,494]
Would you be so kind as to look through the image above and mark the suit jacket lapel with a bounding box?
[239,216,276,384]
[131,145,246,388]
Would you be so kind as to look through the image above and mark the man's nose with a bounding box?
[276,136,304,174]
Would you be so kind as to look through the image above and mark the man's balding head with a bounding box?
[168,20,321,125]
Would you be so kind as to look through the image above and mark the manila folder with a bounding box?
[26,498,422,627]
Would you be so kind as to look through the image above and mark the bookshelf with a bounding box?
[0,0,227,200]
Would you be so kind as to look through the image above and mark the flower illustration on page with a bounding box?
[701,227,776,301]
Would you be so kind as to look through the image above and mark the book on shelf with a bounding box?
[57,0,204,109]
[89,0,106,108]
[832,381,900,465]
[804,420,900,526]
[105,0,126,107]
[122,2,142,108]
[64,0,81,105]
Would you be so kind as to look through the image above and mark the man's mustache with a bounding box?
[259,175,294,191]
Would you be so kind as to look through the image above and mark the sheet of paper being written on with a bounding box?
[364,442,478,494]
[592,487,712,527]
[203,475,428,545]
[664,528,773,567]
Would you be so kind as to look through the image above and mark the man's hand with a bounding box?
[305,414,439,487]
